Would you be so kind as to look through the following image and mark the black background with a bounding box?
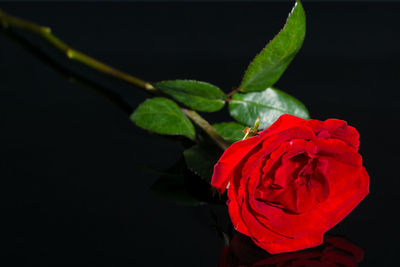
[0,2,399,266]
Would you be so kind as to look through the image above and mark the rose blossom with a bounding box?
[211,114,369,254]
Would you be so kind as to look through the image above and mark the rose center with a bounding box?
[256,153,329,214]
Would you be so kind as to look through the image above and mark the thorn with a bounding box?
[41,26,51,34]
[66,49,74,59]
[145,83,155,91]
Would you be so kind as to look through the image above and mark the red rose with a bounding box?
[211,114,369,254]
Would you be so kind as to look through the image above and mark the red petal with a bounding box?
[211,114,309,194]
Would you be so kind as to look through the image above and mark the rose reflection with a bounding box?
[218,232,364,267]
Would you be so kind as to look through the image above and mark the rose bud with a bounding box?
[211,114,369,254]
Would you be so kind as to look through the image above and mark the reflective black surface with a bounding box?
[218,232,364,267]
[0,2,399,266]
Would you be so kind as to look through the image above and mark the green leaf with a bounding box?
[238,0,306,92]
[183,145,222,183]
[212,122,246,143]
[130,97,195,140]
[229,87,309,129]
[154,80,226,112]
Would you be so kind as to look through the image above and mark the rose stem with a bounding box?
[0,9,230,151]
